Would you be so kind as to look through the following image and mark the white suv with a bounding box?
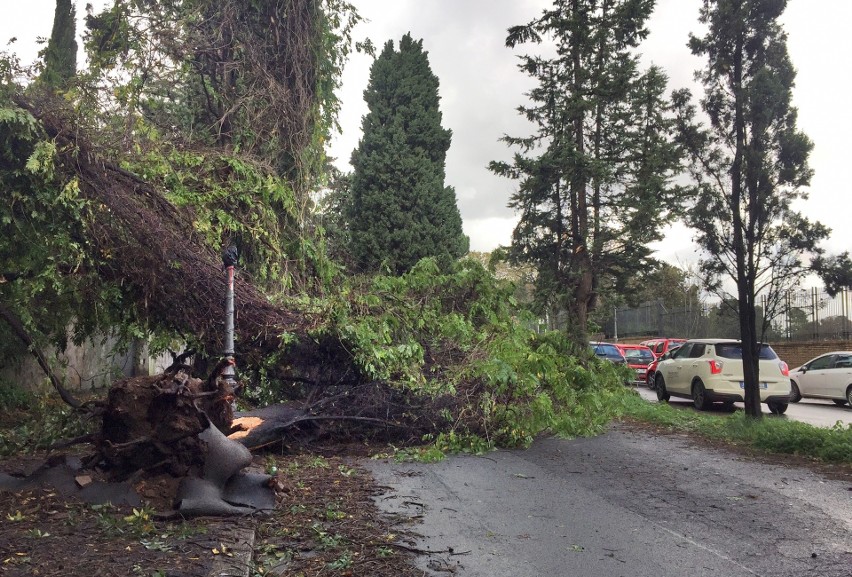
[654,339,791,414]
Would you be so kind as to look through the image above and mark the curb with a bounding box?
[206,521,257,577]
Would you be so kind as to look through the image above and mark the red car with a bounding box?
[645,342,685,389]
[640,338,687,359]
[615,344,655,386]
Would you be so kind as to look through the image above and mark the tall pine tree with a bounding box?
[491,0,682,344]
[347,34,468,275]
[681,0,824,417]
[41,0,77,88]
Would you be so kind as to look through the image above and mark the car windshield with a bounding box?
[623,349,654,363]
[715,343,778,360]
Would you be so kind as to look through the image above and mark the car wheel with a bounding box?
[655,375,669,402]
[692,381,711,411]
[647,372,655,390]
[789,381,801,403]
[847,386,852,407]
[833,399,848,407]
[768,401,788,415]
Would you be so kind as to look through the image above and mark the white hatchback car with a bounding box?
[654,339,791,414]
[789,351,852,407]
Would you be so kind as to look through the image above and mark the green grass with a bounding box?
[619,392,852,464]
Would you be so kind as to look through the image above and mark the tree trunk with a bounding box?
[729,12,761,418]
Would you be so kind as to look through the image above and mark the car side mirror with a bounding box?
[800,366,807,373]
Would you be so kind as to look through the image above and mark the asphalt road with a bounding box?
[634,386,852,428]
[367,425,852,577]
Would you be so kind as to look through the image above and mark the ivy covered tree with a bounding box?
[679,0,827,417]
[347,34,468,275]
[41,0,77,89]
[81,0,364,200]
[490,0,683,345]
[0,0,363,378]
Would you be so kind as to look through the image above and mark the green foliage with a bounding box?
[390,443,447,463]
[492,1,683,342]
[0,99,198,366]
[0,394,95,457]
[0,102,130,356]
[346,34,468,275]
[327,257,509,389]
[627,262,701,309]
[466,329,633,447]
[0,1,356,364]
[0,381,35,411]
[813,252,852,297]
[127,145,339,291]
[313,256,631,450]
[433,431,491,456]
[621,394,852,463]
[1,1,636,460]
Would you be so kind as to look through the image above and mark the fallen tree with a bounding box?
[1,92,380,497]
[0,91,630,516]
[13,94,310,361]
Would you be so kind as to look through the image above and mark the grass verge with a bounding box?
[619,391,852,464]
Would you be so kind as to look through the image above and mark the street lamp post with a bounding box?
[222,245,238,388]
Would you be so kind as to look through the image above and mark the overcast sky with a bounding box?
[4,0,851,265]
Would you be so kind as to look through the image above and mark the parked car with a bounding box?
[589,342,627,365]
[641,338,687,359]
[645,343,684,389]
[654,339,791,414]
[788,351,852,407]
[615,344,655,386]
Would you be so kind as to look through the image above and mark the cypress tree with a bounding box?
[348,34,468,275]
[42,0,78,88]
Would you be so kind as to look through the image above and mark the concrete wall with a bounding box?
[0,336,173,393]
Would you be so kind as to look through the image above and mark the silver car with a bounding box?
[789,351,852,407]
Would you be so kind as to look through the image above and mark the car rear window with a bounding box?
[714,343,778,360]
[592,344,621,357]
[623,349,654,363]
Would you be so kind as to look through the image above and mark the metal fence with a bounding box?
[604,287,852,342]
[771,287,852,341]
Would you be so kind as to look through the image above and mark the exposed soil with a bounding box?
[0,449,423,577]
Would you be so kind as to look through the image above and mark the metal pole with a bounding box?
[812,286,818,340]
[223,264,236,384]
[221,245,239,388]
[613,307,618,342]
